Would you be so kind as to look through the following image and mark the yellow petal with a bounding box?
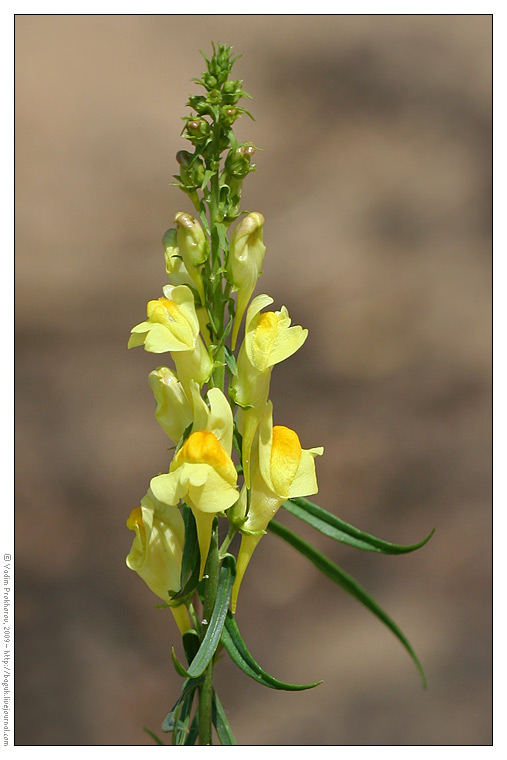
[288,447,324,498]
[149,367,192,443]
[270,425,302,496]
[150,472,182,506]
[206,388,235,454]
[125,492,185,605]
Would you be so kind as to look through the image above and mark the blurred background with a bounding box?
[15,14,492,746]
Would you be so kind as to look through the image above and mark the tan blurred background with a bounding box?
[15,14,492,746]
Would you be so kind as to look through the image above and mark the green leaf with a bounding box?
[185,714,199,745]
[162,678,202,733]
[200,169,215,190]
[174,555,236,679]
[224,345,238,376]
[172,689,196,746]
[182,629,201,666]
[143,727,165,745]
[221,610,322,691]
[215,221,230,254]
[171,505,200,600]
[267,519,427,688]
[284,497,435,554]
[212,691,237,745]
[174,423,193,455]
[171,647,190,678]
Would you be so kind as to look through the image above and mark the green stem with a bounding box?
[219,526,237,559]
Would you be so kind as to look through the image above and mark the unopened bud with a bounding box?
[224,143,256,180]
[162,228,194,290]
[174,212,208,304]
[175,151,205,190]
[227,212,266,349]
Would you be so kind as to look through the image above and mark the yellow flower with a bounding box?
[230,294,308,486]
[148,367,192,444]
[126,489,191,634]
[230,402,323,612]
[227,212,266,350]
[128,284,213,395]
[174,212,208,305]
[150,387,239,578]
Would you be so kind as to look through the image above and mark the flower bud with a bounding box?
[227,212,266,350]
[148,367,192,444]
[162,228,194,289]
[187,95,212,115]
[224,143,255,180]
[221,106,238,126]
[174,212,208,304]
[202,73,218,90]
[175,151,205,191]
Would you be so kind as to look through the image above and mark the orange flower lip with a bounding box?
[126,506,146,544]
[177,430,237,483]
[147,297,183,326]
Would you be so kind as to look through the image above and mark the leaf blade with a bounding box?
[212,691,237,745]
[284,496,435,554]
[267,518,427,688]
[221,610,322,691]
[185,555,236,678]
[171,504,201,600]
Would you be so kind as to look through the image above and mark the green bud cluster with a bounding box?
[174,42,257,225]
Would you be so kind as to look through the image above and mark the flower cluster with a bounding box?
[125,43,323,624]
[125,44,432,747]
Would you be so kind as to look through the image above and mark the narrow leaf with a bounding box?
[221,611,322,691]
[143,727,165,745]
[171,647,190,678]
[171,505,200,600]
[267,519,427,688]
[224,345,238,376]
[181,555,236,679]
[162,678,202,732]
[182,629,201,666]
[172,689,196,746]
[185,714,199,745]
[212,691,237,745]
[284,497,435,554]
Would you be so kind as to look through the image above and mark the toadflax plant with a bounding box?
[125,43,434,746]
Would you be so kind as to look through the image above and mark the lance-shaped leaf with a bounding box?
[182,628,201,666]
[221,610,322,691]
[143,727,165,746]
[267,519,427,688]
[172,555,236,679]
[172,689,196,746]
[171,505,201,601]
[212,691,237,745]
[284,497,435,554]
[162,677,202,733]
[185,714,199,746]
